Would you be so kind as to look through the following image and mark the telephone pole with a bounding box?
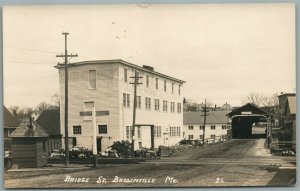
[130,71,143,156]
[201,99,209,144]
[56,32,78,166]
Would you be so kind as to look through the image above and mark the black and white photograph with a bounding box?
[2,3,296,188]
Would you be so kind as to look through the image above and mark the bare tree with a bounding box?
[247,92,265,106]
[262,93,279,108]
[51,93,60,107]
[9,106,19,117]
[36,102,51,114]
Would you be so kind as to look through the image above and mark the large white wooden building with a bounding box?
[55,59,185,152]
[183,111,230,141]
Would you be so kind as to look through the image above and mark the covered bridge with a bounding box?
[227,103,269,139]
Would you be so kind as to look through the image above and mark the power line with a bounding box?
[4,45,58,54]
[5,60,57,65]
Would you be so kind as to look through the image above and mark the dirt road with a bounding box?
[4,139,296,188]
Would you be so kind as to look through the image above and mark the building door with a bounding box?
[97,137,102,153]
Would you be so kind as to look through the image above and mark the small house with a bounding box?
[10,117,49,168]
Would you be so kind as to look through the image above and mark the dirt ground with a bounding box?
[4,138,296,188]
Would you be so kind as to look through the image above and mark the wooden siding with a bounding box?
[59,63,120,150]
[12,138,48,168]
[12,138,37,168]
[36,138,48,167]
[119,64,184,148]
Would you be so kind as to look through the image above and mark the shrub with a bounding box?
[111,140,132,158]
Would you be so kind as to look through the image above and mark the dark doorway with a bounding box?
[97,137,102,153]
[231,116,267,139]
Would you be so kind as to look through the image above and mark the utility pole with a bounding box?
[130,71,143,156]
[201,99,209,144]
[56,32,78,166]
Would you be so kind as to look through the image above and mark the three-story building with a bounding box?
[55,59,185,152]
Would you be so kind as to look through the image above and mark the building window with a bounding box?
[126,126,133,139]
[136,96,141,109]
[127,94,130,107]
[154,126,161,137]
[199,135,204,140]
[145,97,151,109]
[222,125,227,130]
[88,70,96,89]
[124,68,128,82]
[188,135,194,140]
[84,101,94,110]
[164,80,167,92]
[211,134,216,139]
[98,125,107,134]
[172,83,174,94]
[178,85,181,95]
[123,93,126,107]
[199,125,204,130]
[211,125,216,130]
[176,127,181,136]
[177,103,182,113]
[146,75,149,87]
[73,126,82,134]
[137,126,141,138]
[188,125,193,130]
[123,93,130,107]
[170,127,180,137]
[163,100,168,112]
[154,99,160,111]
[171,102,175,112]
[139,142,142,149]
[155,78,158,90]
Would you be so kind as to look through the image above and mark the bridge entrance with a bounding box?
[228,103,269,139]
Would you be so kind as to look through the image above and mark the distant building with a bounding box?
[281,96,296,150]
[3,106,20,151]
[55,59,185,152]
[36,108,62,153]
[220,102,232,111]
[278,93,296,126]
[183,111,230,141]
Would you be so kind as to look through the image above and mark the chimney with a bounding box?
[142,65,154,71]
[28,117,33,129]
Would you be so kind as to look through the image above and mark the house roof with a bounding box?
[221,103,232,110]
[3,106,20,128]
[286,97,296,115]
[227,103,269,117]
[10,118,49,138]
[36,109,61,136]
[278,93,296,98]
[183,111,230,125]
[55,59,185,83]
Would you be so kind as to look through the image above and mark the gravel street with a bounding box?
[4,136,296,188]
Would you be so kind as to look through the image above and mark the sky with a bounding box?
[3,3,296,109]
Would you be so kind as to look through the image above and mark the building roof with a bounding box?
[278,93,296,98]
[3,106,20,128]
[221,103,232,110]
[183,111,230,125]
[36,109,61,136]
[286,96,296,115]
[227,103,269,117]
[55,59,185,83]
[10,118,49,138]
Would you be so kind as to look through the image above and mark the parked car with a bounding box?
[100,147,119,158]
